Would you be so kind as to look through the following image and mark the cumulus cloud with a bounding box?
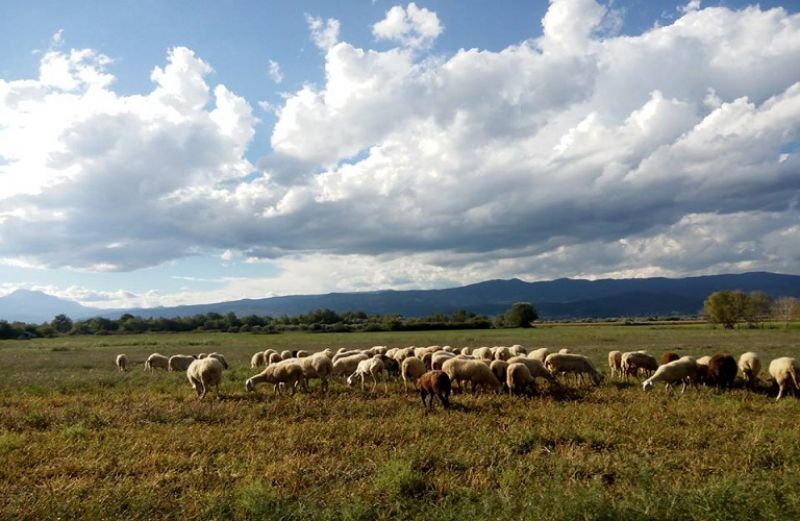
[306,15,340,50]
[1,0,800,303]
[372,2,443,49]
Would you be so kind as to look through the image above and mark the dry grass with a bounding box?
[1,324,799,520]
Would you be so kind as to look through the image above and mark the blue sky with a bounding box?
[0,0,799,309]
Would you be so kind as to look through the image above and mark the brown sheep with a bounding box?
[707,353,738,389]
[417,371,451,410]
[661,352,680,365]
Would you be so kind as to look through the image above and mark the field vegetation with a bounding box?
[1,324,799,520]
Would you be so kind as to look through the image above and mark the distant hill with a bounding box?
[0,290,98,323]
[106,271,799,321]
[2,272,798,323]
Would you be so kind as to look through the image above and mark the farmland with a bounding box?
[1,324,800,520]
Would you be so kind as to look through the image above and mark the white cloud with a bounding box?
[268,59,283,83]
[306,15,340,50]
[372,3,443,49]
[1,1,800,302]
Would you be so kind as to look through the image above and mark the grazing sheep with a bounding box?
[642,356,698,393]
[347,357,387,392]
[441,358,502,394]
[621,352,658,379]
[251,351,266,368]
[509,344,527,356]
[280,350,293,361]
[186,358,224,400]
[417,371,451,410]
[707,354,738,389]
[528,348,552,363]
[493,346,513,361]
[246,363,305,395]
[381,355,401,377]
[460,347,472,356]
[490,360,509,391]
[507,363,537,395]
[558,348,570,354]
[608,351,622,378]
[696,356,712,384]
[197,353,208,359]
[661,352,680,365]
[402,357,427,391]
[769,357,800,401]
[544,353,604,386]
[332,353,369,378]
[145,353,169,371]
[738,352,762,389]
[278,353,334,392]
[431,351,455,370]
[168,354,197,372]
[115,354,128,372]
[295,350,310,358]
[268,352,282,366]
[333,350,363,363]
[472,347,493,362]
[506,356,558,384]
[207,352,228,369]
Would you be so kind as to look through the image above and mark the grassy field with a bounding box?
[1,324,800,520]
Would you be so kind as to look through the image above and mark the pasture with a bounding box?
[1,324,800,520]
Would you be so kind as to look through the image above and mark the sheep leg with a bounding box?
[776,383,786,401]
[419,389,428,408]
[371,373,378,393]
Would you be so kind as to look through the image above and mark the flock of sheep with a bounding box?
[114,344,800,406]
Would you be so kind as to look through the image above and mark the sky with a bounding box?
[0,0,799,309]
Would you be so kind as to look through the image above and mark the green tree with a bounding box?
[743,291,772,328]
[50,314,73,334]
[503,302,538,328]
[704,290,747,329]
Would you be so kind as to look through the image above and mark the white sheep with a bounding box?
[186,358,224,400]
[738,352,761,389]
[472,347,493,362]
[332,353,369,378]
[401,357,427,391]
[621,351,658,379]
[207,352,229,369]
[509,344,527,356]
[246,363,305,395]
[507,362,536,395]
[490,360,509,390]
[145,353,169,371]
[608,351,622,378]
[347,357,387,392]
[506,356,558,384]
[441,358,502,394]
[282,353,333,392]
[493,346,513,361]
[168,354,197,372]
[642,356,698,393]
[431,351,455,370]
[544,353,604,386]
[528,347,552,363]
[558,348,570,354]
[295,350,310,358]
[115,354,128,372]
[769,357,800,401]
[267,352,282,366]
[460,347,472,356]
[251,351,266,368]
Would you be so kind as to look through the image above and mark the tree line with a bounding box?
[703,291,800,329]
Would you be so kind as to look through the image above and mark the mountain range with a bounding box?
[1,271,797,324]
